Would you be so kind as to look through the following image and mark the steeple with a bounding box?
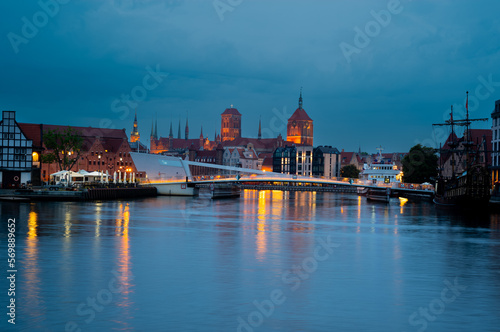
[200,125,204,138]
[130,110,140,142]
[154,114,158,140]
[185,115,189,140]
[150,118,154,138]
[258,116,262,140]
[298,87,303,110]
[177,119,181,139]
[169,121,173,139]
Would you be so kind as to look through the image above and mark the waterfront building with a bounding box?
[273,146,297,174]
[0,111,34,188]
[492,99,500,183]
[312,146,341,178]
[19,122,144,183]
[296,145,313,176]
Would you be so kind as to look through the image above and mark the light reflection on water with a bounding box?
[1,190,500,331]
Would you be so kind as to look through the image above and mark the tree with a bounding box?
[340,164,360,178]
[41,128,84,171]
[402,144,438,183]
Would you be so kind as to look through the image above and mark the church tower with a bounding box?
[221,105,242,142]
[130,111,140,143]
[287,89,313,146]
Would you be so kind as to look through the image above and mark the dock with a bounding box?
[0,187,157,202]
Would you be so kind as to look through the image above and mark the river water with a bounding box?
[1,190,500,331]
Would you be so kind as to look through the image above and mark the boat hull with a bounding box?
[154,182,199,196]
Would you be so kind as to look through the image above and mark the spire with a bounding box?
[154,113,158,140]
[214,128,217,141]
[150,118,154,138]
[298,87,303,109]
[130,110,140,142]
[200,125,203,138]
[185,113,189,140]
[169,121,173,138]
[177,119,181,139]
[258,116,262,140]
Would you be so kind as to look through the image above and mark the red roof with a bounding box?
[19,123,129,153]
[341,152,355,163]
[18,123,42,147]
[221,108,241,116]
[288,107,312,121]
[222,136,291,152]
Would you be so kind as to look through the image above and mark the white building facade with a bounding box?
[0,111,33,188]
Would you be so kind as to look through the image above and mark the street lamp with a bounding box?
[98,155,101,173]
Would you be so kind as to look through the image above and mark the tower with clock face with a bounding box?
[287,89,313,146]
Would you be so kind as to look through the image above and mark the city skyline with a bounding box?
[2,1,500,153]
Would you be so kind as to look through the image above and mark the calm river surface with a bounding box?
[1,190,500,331]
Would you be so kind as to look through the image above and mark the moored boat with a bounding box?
[432,92,490,208]
[366,187,391,203]
[211,183,241,199]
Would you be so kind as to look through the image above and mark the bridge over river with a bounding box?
[130,152,434,199]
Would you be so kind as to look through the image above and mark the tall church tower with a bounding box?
[130,111,140,142]
[221,105,242,142]
[287,89,313,146]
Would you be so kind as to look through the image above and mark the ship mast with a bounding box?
[433,91,488,177]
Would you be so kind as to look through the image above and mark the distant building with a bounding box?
[222,146,262,174]
[313,146,341,178]
[492,99,500,183]
[221,106,242,142]
[287,90,313,146]
[130,111,140,143]
[0,111,34,188]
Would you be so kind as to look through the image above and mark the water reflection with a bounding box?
[24,206,42,322]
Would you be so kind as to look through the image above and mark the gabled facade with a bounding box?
[0,111,33,188]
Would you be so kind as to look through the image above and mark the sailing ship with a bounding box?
[433,92,491,207]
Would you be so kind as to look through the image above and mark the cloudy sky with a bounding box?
[1,0,500,152]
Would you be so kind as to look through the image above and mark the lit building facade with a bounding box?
[287,90,313,146]
[492,99,500,184]
[221,106,242,142]
[19,123,143,183]
[130,112,140,143]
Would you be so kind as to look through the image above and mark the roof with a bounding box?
[19,123,129,153]
[222,136,292,152]
[315,146,340,154]
[221,108,241,116]
[288,107,312,121]
[18,123,42,147]
[341,152,355,163]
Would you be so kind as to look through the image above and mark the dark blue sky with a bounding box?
[2,0,500,152]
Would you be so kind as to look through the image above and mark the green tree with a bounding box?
[340,164,360,178]
[402,144,438,183]
[41,128,84,171]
